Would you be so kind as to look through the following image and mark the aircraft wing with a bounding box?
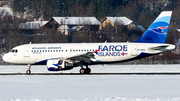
[51,52,95,64]
[64,52,95,64]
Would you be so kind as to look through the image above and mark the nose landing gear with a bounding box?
[26,64,31,74]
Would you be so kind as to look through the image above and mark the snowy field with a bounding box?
[1,64,180,73]
[0,65,180,101]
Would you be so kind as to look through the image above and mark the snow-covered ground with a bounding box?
[0,64,180,73]
[0,65,180,101]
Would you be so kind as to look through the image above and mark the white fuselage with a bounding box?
[3,42,175,65]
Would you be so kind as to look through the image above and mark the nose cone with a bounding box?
[3,53,9,62]
[3,53,13,63]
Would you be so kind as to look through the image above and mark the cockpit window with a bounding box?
[11,49,18,53]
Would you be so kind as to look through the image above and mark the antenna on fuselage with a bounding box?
[29,42,32,44]
[105,40,107,43]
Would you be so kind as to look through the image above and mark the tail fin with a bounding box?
[135,11,172,43]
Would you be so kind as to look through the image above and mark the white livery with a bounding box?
[3,11,176,74]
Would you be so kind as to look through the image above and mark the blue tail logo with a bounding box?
[150,26,168,34]
[135,11,172,43]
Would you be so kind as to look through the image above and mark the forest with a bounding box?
[1,0,180,64]
[9,0,180,43]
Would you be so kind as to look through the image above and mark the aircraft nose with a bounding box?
[3,53,9,62]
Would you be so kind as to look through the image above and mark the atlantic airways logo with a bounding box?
[149,26,168,34]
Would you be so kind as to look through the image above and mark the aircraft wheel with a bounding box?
[80,68,85,74]
[85,68,91,74]
[26,70,31,74]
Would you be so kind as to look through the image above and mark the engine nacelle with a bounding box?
[47,60,74,71]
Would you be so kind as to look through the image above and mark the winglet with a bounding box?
[135,11,172,43]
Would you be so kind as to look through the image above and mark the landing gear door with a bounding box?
[24,46,30,57]
[131,45,137,56]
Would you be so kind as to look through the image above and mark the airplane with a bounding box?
[2,11,176,74]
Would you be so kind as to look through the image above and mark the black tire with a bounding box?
[80,68,85,74]
[26,70,31,74]
[85,68,91,74]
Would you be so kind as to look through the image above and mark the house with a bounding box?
[57,25,70,35]
[71,26,84,32]
[19,21,48,29]
[41,17,101,35]
[99,17,141,33]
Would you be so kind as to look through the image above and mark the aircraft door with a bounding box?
[24,46,30,57]
[131,45,137,56]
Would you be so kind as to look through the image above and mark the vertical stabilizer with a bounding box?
[135,11,172,43]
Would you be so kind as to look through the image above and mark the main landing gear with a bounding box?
[79,65,91,74]
[26,64,31,74]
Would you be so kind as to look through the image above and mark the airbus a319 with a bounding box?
[3,11,175,74]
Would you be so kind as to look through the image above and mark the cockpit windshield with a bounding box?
[11,49,18,53]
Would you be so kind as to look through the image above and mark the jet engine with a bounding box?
[47,60,74,71]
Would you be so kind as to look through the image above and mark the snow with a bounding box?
[52,17,101,25]
[0,6,13,17]
[106,17,133,25]
[0,64,180,73]
[19,21,48,29]
[0,65,180,101]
